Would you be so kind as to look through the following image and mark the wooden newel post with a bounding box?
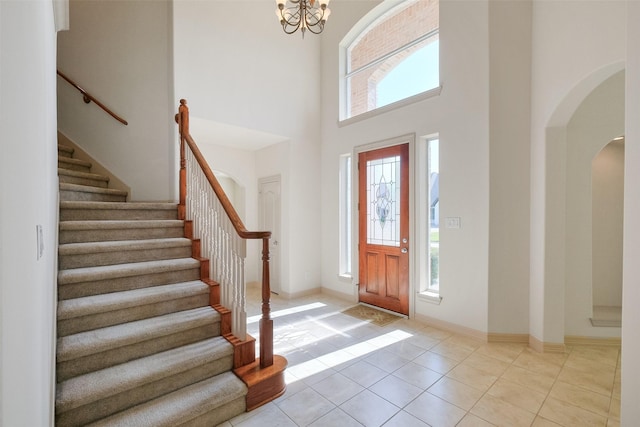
[260,237,274,368]
[176,99,189,220]
[173,99,286,408]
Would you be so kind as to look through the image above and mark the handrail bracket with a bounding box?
[57,69,129,126]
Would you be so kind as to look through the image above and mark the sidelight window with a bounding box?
[339,154,353,276]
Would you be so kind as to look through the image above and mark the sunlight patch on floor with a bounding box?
[285,329,413,384]
[247,302,327,324]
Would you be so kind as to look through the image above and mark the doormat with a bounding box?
[342,304,403,327]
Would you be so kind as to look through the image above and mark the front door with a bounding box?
[358,143,409,315]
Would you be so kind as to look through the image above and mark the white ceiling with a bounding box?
[189,116,289,152]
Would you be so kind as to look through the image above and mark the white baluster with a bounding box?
[183,145,248,340]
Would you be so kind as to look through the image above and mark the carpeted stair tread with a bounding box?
[59,171,109,188]
[57,307,220,363]
[60,182,126,195]
[85,372,247,427]
[57,258,202,300]
[57,258,200,285]
[59,219,185,243]
[59,237,191,256]
[58,168,110,183]
[60,183,128,202]
[58,144,74,157]
[58,237,193,269]
[56,337,234,414]
[58,156,92,172]
[57,281,210,336]
[60,219,184,231]
[60,200,178,210]
[58,281,209,321]
[60,200,178,220]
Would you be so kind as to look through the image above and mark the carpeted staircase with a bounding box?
[56,143,248,426]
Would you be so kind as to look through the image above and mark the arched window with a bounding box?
[341,0,439,121]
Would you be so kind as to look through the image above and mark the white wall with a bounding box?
[564,71,624,338]
[529,0,627,344]
[57,0,175,202]
[319,1,376,305]
[487,0,532,335]
[592,141,624,308]
[622,0,640,423]
[0,1,59,425]
[320,0,491,332]
[173,1,322,297]
[255,141,291,294]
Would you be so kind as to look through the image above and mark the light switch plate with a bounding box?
[36,225,44,260]
[445,217,461,229]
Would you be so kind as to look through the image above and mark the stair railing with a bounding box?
[57,69,129,126]
[175,99,274,368]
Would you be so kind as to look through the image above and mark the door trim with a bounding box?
[258,174,282,295]
[352,134,416,319]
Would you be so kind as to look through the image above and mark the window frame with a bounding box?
[417,135,442,304]
[338,153,353,278]
[339,0,441,124]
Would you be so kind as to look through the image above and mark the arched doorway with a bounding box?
[591,138,624,327]
[542,66,625,344]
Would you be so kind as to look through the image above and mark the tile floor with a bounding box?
[218,289,621,427]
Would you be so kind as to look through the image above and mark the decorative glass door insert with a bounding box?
[366,155,401,246]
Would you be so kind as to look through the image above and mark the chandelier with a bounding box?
[275,0,331,37]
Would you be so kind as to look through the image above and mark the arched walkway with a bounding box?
[539,61,625,347]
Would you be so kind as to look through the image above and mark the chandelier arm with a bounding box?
[281,23,301,34]
[304,7,325,26]
[303,15,323,29]
[278,7,303,27]
[305,22,325,35]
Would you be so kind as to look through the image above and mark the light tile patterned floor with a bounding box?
[218,289,621,427]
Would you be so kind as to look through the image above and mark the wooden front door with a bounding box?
[358,143,409,315]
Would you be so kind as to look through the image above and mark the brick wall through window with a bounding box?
[347,0,439,118]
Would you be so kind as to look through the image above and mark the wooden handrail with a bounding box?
[57,70,128,126]
[175,99,274,368]
[182,133,270,240]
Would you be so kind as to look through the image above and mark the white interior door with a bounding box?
[259,176,281,294]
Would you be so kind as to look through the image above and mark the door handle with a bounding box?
[401,248,408,253]
[273,240,278,246]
